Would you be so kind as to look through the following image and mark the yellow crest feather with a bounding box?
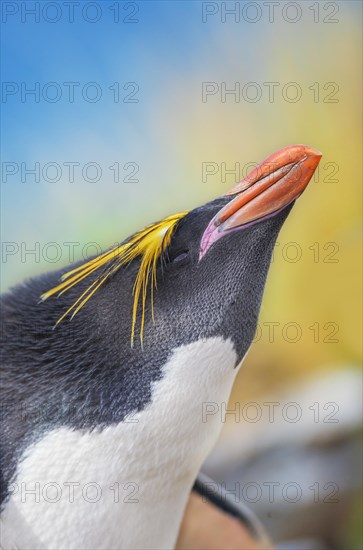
[40,212,188,345]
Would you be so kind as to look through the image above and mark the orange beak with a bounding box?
[199,144,322,259]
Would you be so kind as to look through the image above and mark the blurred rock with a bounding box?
[276,539,327,550]
[203,368,362,548]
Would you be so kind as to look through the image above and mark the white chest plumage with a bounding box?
[1,337,244,550]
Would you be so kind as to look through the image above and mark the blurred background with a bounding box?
[1,1,362,548]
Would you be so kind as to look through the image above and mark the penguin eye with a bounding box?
[170,249,190,265]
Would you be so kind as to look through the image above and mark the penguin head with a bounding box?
[135,198,292,360]
[42,145,321,363]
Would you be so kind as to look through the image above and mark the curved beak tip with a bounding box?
[304,146,323,158]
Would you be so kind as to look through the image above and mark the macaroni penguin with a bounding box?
[0,145,321,549]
